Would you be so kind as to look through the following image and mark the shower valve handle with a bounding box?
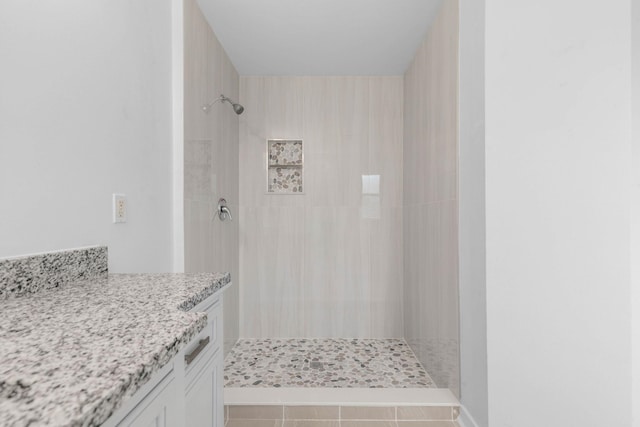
[217,198,233,221]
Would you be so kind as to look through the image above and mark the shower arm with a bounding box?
[202,95,228,113]
[202,94,244,115]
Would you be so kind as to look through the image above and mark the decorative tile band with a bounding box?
[0,246,108,298]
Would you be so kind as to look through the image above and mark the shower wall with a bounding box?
[403,0,460,396]
[183,0,239,357]
[239,76,403,338]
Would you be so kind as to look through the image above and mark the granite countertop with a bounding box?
[0,272,230,427]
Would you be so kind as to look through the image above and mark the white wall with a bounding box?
[239,76,404,338]
[632,0,640,425]
[485,1,632,426]
[458,0,488,424]
[0,0,175,272]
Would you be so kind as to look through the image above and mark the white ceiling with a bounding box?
[196,0,444,76]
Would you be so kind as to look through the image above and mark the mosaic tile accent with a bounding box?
[407,338,460,397]
[269,140,303,166]
[267,140,303,194]
[0,246,108,299]
[224,339,435,388]
[268,167,303,193]
[0,271,230,426]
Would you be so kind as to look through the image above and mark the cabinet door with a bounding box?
[185,351,223,427]
[118,375,177,427]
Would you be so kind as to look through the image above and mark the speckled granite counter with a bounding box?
[0,272,231,427]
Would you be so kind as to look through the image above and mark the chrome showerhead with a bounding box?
[231,102,244,115]
[202,94,244,115]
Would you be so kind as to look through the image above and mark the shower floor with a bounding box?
[224,338,435,388]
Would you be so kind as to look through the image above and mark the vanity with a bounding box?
[0,246,230,426]
[104,289,226,427]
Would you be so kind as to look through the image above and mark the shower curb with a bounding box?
[225,387,459,407]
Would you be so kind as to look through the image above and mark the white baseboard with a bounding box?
[225,387,459,406]
[457,405,481,427]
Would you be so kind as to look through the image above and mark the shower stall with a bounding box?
[184,0,460,422]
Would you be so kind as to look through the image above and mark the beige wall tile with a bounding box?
[368,76,404,208]
[228,405,283,420]
[284,406,339,420]
[303,206,371,337]
[340,406,395,420]
[239,206,305,337]
[240,76,403,338]
[397,406,453,421]
[402,0,460,396]
[369,207,404,337]
[183,0,240,357]
[183,0,210,142]
[265,77,304,140]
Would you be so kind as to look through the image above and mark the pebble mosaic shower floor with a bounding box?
[224,338,435,388]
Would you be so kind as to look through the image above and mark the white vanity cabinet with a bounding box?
[184,294,224,427]
[116,373,178,427]
[104,289,227,427]
[185,350,224,426]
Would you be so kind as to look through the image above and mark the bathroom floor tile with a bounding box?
[341,422,397,427]
[224,338,434,388]
[225,420,281,427]
[396,422,459,427]
[282,421,340,427]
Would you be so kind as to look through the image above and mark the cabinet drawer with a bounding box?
[202,297,221,351]
[185,297,222,387]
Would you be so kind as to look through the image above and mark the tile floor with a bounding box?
[223,404,461,426]
[225,420,460,427]
[224,339,435,388]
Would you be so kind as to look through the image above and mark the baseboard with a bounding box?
[457,405,481,427]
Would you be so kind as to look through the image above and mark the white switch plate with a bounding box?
[113,194,127,223]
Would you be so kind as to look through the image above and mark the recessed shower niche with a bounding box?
[266,139,303,194]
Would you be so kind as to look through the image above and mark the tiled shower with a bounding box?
[238,75,405,339]
[184,0,460,400]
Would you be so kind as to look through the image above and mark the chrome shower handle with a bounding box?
[220,206,233,221]
[217,198,233,221]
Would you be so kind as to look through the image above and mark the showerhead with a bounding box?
[231,103,244,115]
[202,94,244,115]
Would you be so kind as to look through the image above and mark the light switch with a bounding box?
[113,194,127,223]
